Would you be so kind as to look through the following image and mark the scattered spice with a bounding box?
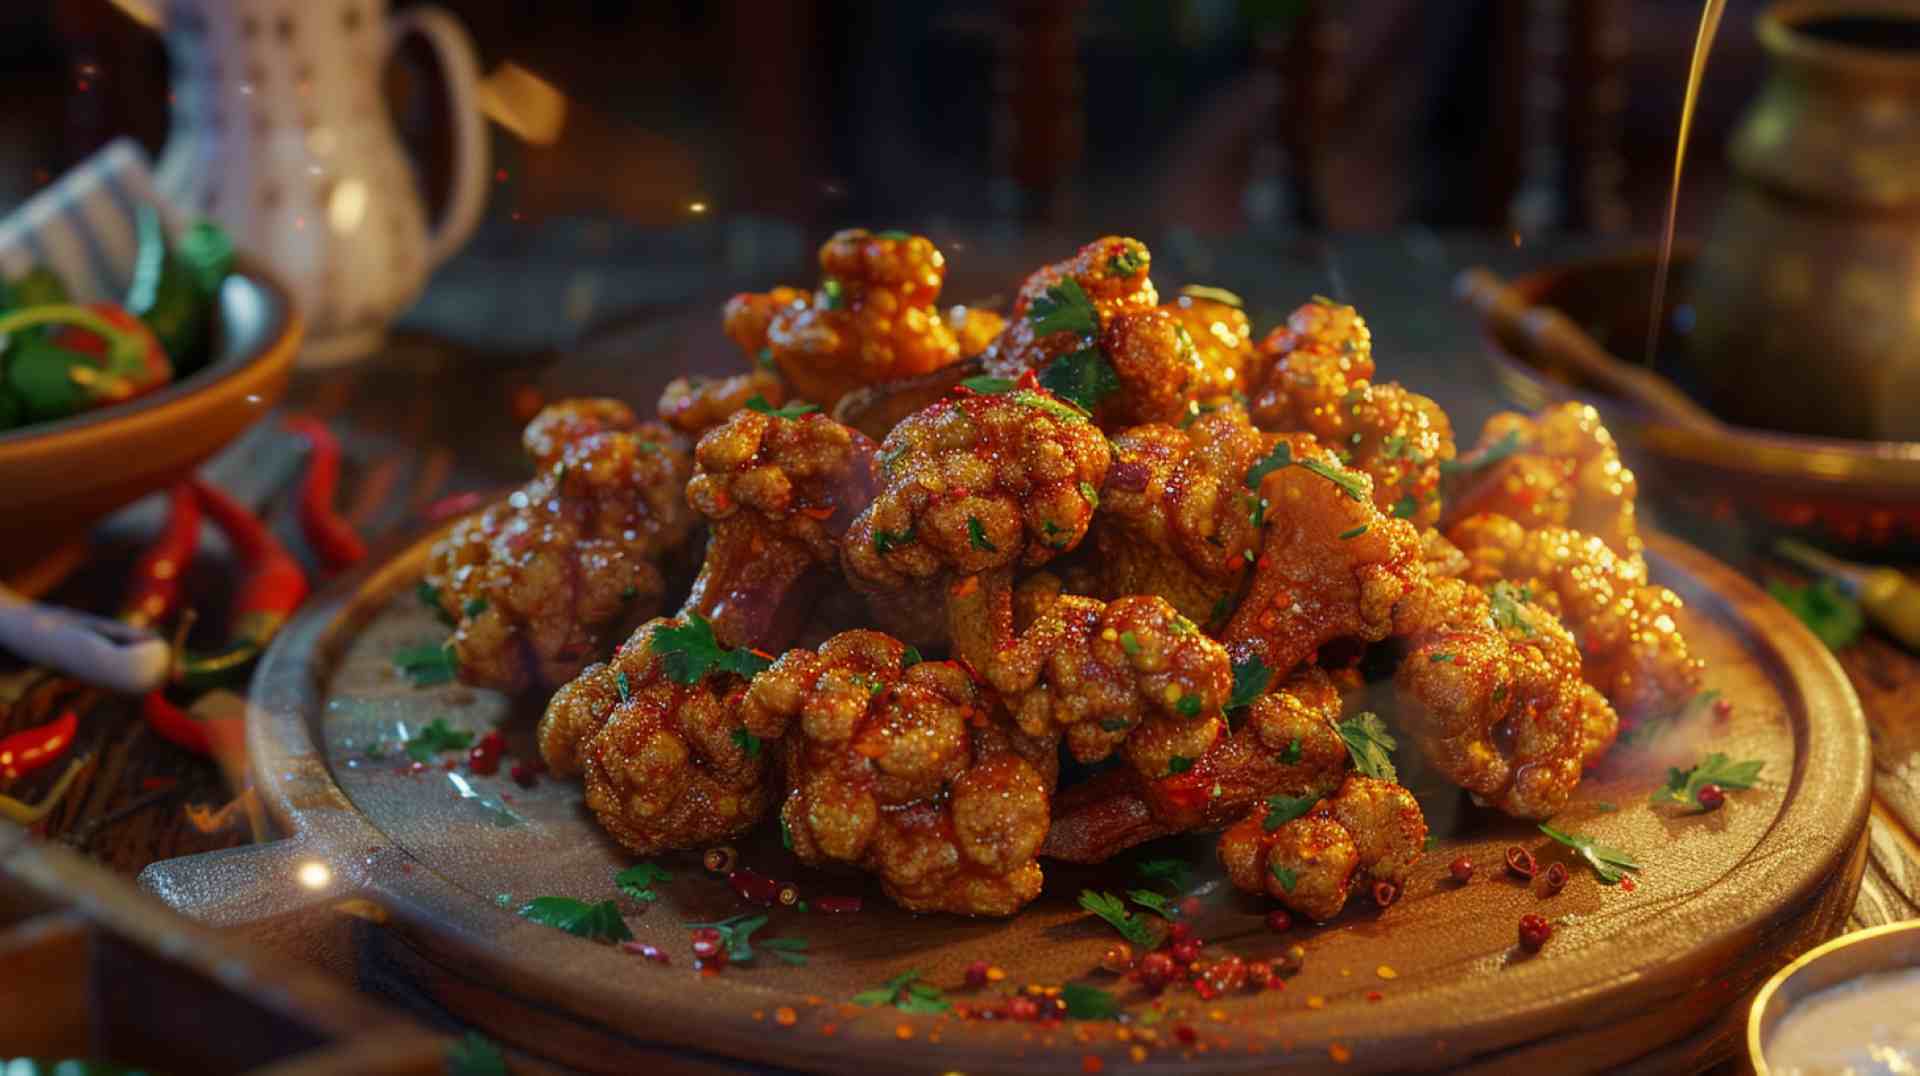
[1504,846,1537,880]
[852,968,950,1013]
[615,861,671,903]
[1079,889,1163,947]
[1372,881,1399,908]
[965,960,992,988]
[1651,752,1763,810]
[813,895,862,915]
[1696,783,1727,810]
[1541,862,1569,896]
[704,846,739,874]
[1518,914,1553,952]
[1449,855,1474,883]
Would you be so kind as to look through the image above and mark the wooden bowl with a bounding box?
[0,264,300,594]
[1473,245,1920,558]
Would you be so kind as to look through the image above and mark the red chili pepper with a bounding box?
[175,480,310,688]
[283,415,366,569]
[49,302,173,398]
[120,483,202,629]
[0,710,78,780]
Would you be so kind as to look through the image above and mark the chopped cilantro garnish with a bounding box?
[732,727,762,758]
[1127,889,1175,920]
[402,717,472,761]
[1119,631,1142,656]
[1078,889,1163,947]
[1176,283,1244,308]
[1487,582,1535,635]
[1209,594,1233,627]
[1012,388,1091,424]
[446,1032,508,1076]
[683,911,800,964]
[416,580,452,623]
[462,597,488,618]
[755,346,776,371]
[1390,494,1420,519]
[1079,480,1101,509]
[852,968,948,1012]
[1538,823,1641,884]
[1174,695,1202,718]
[900,646,923,670]
[873,527,915,555]
[1338,524,1368,540]
[614,670,631,703]
[874,229,912,240]
[960,375,1016,394]
[1766,578,1865,650]
[1245,441,1294,490]
[1297,456,1370,502]
[745,395,820,419]
[394,642,459,687]
[1281,737,1302,764]
[820,277,845,310]
[1167,755,1194,774]
[1099,718,1132,732]
[1027,277,1100,338]
[1228,654,1273,712]
[1106,248,1147,277]
[1430,652,1454,663]
[1134,858,1191,891]
[1039,346,1122,412]
[517,897,632,942]
[1651,752,1765,809]
[1264,792,1319,831]
[653,612,772,684]
[967,516,998,552]
[1271,864,1298,891]
[1062,982,1121,1020]
[1440,429,1523,477]
[1338,711,1398,782]
[615,862,672,903]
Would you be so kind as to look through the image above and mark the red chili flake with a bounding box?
[478,730,506,754]
[1372,881,1399,908]
[1176,1024,1198,1046]
[813,895,862,914]
[1449,855,1474,883]
[729,868,781,906]
[965,960,991,989]
[1265,909,1293,933]
[1245,960,1274,990]
[467,746,500,775]
[1170,938,1203,966]
[1167,921,1192,944]
[1696,783,1726,811]
[620,941,670,964]
[1713,697,1733,719]
[510,763,537,787]
[442,758,457,771]
[1505,845,1537,879]
[1178,895,1203,919]
[1620,875,1638,893]
[1517,914,1552,952]
[1365,990,1383,1002]
[1191,978,1219,1002]
[1138,951,1176,992]
[1007,995,1041,1022]
[1201,955,1246,993]
[1541,862,1569,896]
[1081,1054,1104,1074]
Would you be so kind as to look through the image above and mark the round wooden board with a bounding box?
[140,529,1871,1074]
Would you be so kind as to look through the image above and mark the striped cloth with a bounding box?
[0,139,184,303]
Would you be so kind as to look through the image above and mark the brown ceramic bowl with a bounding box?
[1476,245,1920,558]
[1747,919,1920,1074]
[0,264,300,594]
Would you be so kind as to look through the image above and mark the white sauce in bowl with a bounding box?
[1767,968,1920,1076]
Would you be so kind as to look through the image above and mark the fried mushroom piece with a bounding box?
[1246,297,1453,527]
[1446,402,1643,567]
[1218,774,1427,922]
[1041,667,1350,863]
[986,594,1228,767]
[762,230,968,411]
[1448,514,1703,722]
[539,617,773,853]
[1089,409,1269,624]
[424,399,694,694]
[657,369,788,439]
[682,406,878,651]
[841,386,1110,670]
[1222,439,1427,678]
[1392,577,1616,819]
[744,630,1057,917]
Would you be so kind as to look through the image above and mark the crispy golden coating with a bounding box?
[948,304,1006,358]
[1165,294,1253,400]
[722,286,807,359]
[1392,577,1616,818]
[1448,514,1703,721]
[1223,439,1427,678]
[841,386,1110,669]
[745,630,1057,917]
[1089,409,1268,623]
[1218,774,1427,921]
[682,407,877,650]
[759,231,967,410]
[1041,667,1350,863]
[987,594,1228,767]
[1246,299,1453,527]
[425,400,693,694]
[656,369,787,439]
[1447,403,1643,566]
[539,617,772,853]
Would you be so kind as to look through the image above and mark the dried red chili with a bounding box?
[0,710,77,780]
[120,483,201,629]
[175,480,311,688]
[140,692,240,758]
[728,868,780,906]
[1505,845,1537,880]
[284,415,366,570]
[812,895,862,915]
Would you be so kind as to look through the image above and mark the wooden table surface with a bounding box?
[4,225,1916,977]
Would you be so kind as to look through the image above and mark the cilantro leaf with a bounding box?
[394,642,459,687]
[1078,889,1162,947]
[1281,738,1302,764]
[820,278,845,310]
[761,936,810,966]
[853,968,948,1012]
[1039,346,1122,411]
[614,670,631,703]
[967,516,998,552]
[1271,864,1298,891]
[446,1032,509,1076]
[1011,388,1091,424]
[615,862,672,903]
[1062,982,1122,1020]
[1338,711,1398,783]
[1440,429,1523,477]
[1229,654,1273,712]
[1338,524,1369,540]
[1390,494,1420,519]
[1650,752,1766,809]
[1079,480,1101,510]
[1027,277,1099,338]
[517,897,633,942]
[402,718,472,761]
[416,580,453,625]
[1174,695,1202,718]
[1127,889,1175,920]
[1263,792,1320,831]
[1106,249,1147,277]
[873,527,915,555]
[462,597,489,618]
[745,395,820,420]
[960,375,1016,394]
[1297,456,1370,502]
[1538,823,1641,884]
[684,911,775,962]
[1167,755,1194,774]
[652,612,772,684]
[1487,582,1535,635]
[1134,858,1191,891]
[732,727,762,759]
[1176,284,1243,308]
[1245,441,1294,490]
[900,646,923,670]
[1767,578,1865,651]
[1119,631,1142,656]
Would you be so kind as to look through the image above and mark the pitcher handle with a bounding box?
[388,5,489,270]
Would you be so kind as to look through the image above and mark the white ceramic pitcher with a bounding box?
[155,0,488,365]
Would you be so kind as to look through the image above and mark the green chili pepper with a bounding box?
[0,385,23,430]
[126,205,211,370]
[176,219,235,298]
[6,336,92,420]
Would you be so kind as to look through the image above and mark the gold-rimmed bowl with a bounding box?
[1747,919,1920,1074]
[1473,245,1920,558]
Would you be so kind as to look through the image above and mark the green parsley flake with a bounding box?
[1062,982,1121,1020]
[614,670,631,703]
[959,375,1016,394]
[900,646,923,670]
[1337,711,1398,782]
[402,717,472,761]
[1538,823,1641,884]
[873,527,915,555]
[517,897,632,942]
[852,968,948,1012]
[1651,752,1765,809]
[1245,441,1294,490]
[1281,737,1302,764]
[1107,249,1147,277]
[1078,889,1162,947]
[1440,429,1523,477]
[820,277,845,310]
[1487,582,1536,635]
[1079,480,1101,510]
[1027,277,1100,338]
[744,395,820,419]
[653,612,772,684]
[1174,695,1202,718]
[1228,654,1273,712]
[731,728,761,759]
[1766,578,1865,650]
[1338,524,1368,540]
[1167,755,1194,774]
[1039,346,1122,412]
[394,642,459,687]
[967,516,998,552]
[1271,864,1299,892]
[1263,792,1318,831]
[615,862,672,903]
[1119,631,1142,656]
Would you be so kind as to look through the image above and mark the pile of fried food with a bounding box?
[421,231,1704,921]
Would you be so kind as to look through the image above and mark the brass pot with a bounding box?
[1692,1,1920,441]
